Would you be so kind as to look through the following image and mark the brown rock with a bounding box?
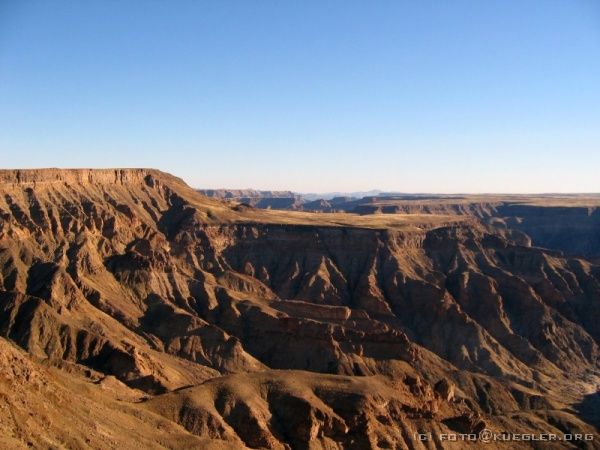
[434,378,456,402]
[1,168,599,449]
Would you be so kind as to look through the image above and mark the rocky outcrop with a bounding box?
[0,336,232,449]
[146,371,464,450]
[0,168,181,187]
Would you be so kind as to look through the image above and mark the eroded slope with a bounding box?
[1,169,599,449]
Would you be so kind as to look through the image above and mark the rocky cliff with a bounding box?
[202,189,600,259]
[299,195,600,259]
[1,169,599,449]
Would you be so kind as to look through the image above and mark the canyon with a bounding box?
[1,169,599,449]
[200,190,600,260]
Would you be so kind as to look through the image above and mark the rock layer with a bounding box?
[0,169,599,449]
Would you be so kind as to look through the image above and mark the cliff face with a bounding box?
[494,204,600,259]
[353,198,600,259]
[239,191,600,259]
[0,168,182,186]
[209,223,599,379]
[1,169,599,449]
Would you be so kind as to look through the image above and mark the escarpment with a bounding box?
[0,168,166,185]
[493,203,600,259]
[0,169,599,449]
[238,191,600,259]
[295,194,600,259]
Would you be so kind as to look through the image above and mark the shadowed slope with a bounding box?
[0,169,599,449]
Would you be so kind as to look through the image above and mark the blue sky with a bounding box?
[0,1,599,192]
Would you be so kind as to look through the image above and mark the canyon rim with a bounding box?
[0,168,598,449]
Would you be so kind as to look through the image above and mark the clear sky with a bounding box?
[0,1,599,193]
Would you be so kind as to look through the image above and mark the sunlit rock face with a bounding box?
[1,169,599,449]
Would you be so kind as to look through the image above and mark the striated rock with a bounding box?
[0,336,235,449]
[1,169,599,449]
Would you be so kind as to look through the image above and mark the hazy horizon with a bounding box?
[1,1,599,193]
[4,166,600,195]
